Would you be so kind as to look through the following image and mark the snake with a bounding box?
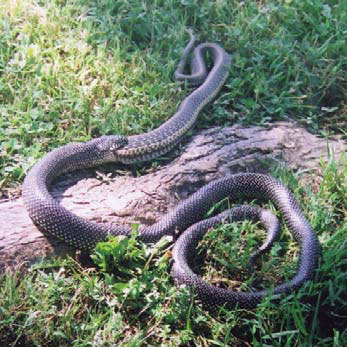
[22,30,319,309]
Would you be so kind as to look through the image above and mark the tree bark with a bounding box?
[0,122,345,271]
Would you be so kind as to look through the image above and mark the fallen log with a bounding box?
[0,122,345,271]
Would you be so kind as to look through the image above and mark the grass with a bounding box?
[0,0,346,345]
[1,0,346,194]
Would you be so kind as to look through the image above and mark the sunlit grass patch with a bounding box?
[1,0,346,193]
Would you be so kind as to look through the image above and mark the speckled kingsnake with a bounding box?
[22,31,319,309]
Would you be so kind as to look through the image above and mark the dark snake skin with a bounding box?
[22,32,319,309]
[171,174,319,309]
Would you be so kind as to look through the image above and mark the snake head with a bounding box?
[94,135,128,152]
[87,135,128,163]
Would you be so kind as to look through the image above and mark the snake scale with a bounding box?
[22,31,319,310]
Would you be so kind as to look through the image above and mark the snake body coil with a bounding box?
[22,32,319,309]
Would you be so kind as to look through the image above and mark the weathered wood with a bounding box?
[0,122,345,271]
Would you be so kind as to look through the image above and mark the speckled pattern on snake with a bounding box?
[22,31,319,310]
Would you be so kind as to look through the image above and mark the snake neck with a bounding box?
[22,138,124,205]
